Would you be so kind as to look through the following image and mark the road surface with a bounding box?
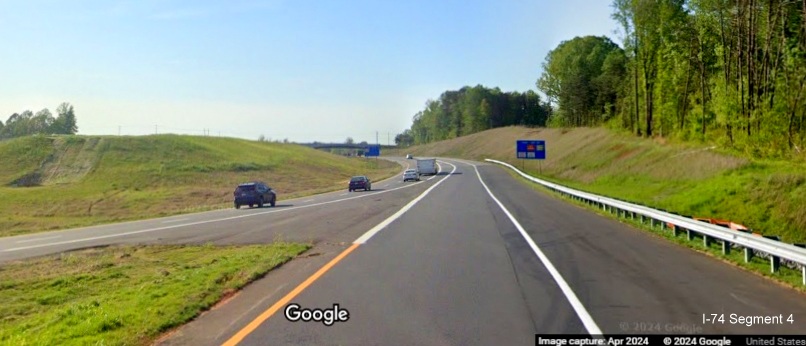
[1,158,804,346]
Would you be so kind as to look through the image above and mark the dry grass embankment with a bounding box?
[0,134,401,237]
[391,126,806,243]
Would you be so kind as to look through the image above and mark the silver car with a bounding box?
[403,169,419,182]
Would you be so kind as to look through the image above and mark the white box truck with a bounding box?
[416,158,438,176]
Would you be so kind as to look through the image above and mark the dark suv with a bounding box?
[348,176,372,192]
[234,181,276,209]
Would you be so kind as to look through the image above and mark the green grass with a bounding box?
[0,242,310,346]
[393,126,806,244]
[502,166,806,292]
[0,134,401,237]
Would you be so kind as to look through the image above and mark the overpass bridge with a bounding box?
[300,143,397,151]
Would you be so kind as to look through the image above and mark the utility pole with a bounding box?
[376,131,379,145]
[118,126,121,136]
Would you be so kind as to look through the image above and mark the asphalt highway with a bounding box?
[2,157,805,346]
[0,158,424,262]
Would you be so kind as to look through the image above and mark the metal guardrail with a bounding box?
[485,159,806,285]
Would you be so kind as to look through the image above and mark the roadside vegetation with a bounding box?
[390,2,805,245]
[501,166,806,293]
[391,126,806,244]
[395,2,806,159]
[0,242,309,346]
[0,134,400,237]
[387,0,806,295]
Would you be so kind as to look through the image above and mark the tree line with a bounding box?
[1,102,78,139]
[398,1,806,157]
[548,0,805,156]
[395,85,551,146]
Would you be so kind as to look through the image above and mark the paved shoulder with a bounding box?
[475,162,806,334]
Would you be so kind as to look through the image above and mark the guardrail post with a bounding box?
[488,159,806,279]
[771,256,780,273]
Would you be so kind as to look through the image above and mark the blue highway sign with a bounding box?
[366,145,381,157]
[516,140,545,159]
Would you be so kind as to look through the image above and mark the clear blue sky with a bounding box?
[0,0,618,143]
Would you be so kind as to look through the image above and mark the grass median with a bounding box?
[0,242,310,345]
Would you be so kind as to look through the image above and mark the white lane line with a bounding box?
[161,218,190,224]
[354,161,456,244]
[301,199,315,203]
[471,163,603,336]
[2,180,427,253]
[339,193,349,196]
[15,235,62,244]
[423,162,441,181]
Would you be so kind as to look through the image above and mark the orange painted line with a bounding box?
[221,243,361,346]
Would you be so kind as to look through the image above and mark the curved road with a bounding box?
[1,158,804,345]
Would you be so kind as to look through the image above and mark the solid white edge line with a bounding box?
[354,161,456,244]
[3,180,426,253]
[471,163,603,336]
